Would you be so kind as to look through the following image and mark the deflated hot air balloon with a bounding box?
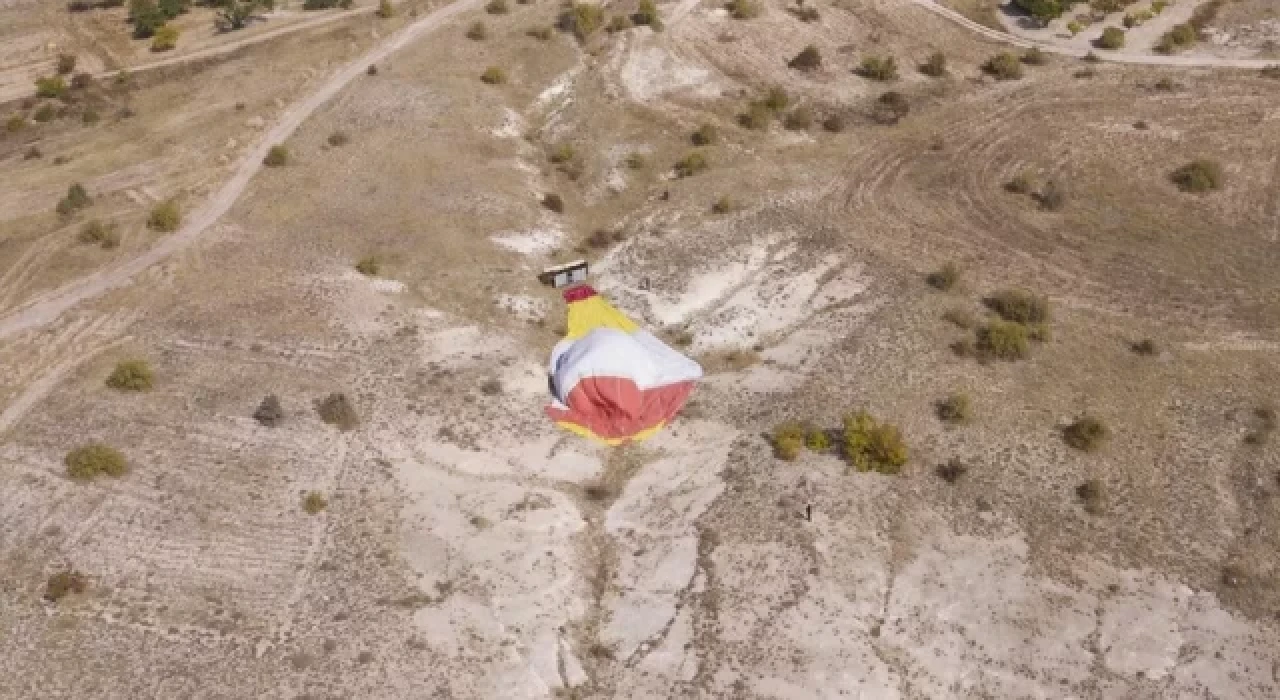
[546,284,702,445]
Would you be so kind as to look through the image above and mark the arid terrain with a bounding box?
[2,0,1279,698]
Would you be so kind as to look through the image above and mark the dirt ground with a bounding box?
[2,0,1279,698]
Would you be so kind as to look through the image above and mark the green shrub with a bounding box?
[842,411,907,474]
[1067,20,1083,35]
[45,570,88,601]
[1170,159,1224,193]
[984,289,1050,324]
[692,123,717,146]
[789,45,822,71]
[542,193,564,212]
[805,428,830,451]
[1076,479,1106,514]
[761,86,789,111]
[739,103,772,130]
[315,392,359,430]
[264,145,289,166]
[1063,416,1108,451]
[57,183,92,218]
[33,104,57,123]
[1151,0,1167,12]
[65,443,128,480]
[6,115,26,132]
[919,51,947,77]
[548,143,575,163]
[711,195,732,214]
[82,109,100,125]
[1022,47,1048,65]
[927,262,960,291]
[872,91,909,125]
[634,0,661,27]
[984,52,1023,80]
[624,152,646,169]
[772,421,805,460]
[485,0,508,14]
[1036,179,1066,211]
[607,14,633,31]
[936,392,971,424]
[78,220,120,248]
[858,55,898,81]
[35,76,68,99]
[783,105,813,130]
[560,3,604,40]
[480,66,507,84]
[147,200,181,232]
[727,0,761,19]
[302,491,328,514]
[106,359,153,390]
[376,0,393,17]
[467,21,488,39]
[674,151,707,177]
[151,24,179,52]
[254,395,284,426]
[355,256,380,276]
[1097,27,1125,50]
[977,320,1029,360]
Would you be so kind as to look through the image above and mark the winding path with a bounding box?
[0,0,484,341]
[911,0,1280,69]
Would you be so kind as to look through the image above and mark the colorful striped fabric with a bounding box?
[545,286,702,445]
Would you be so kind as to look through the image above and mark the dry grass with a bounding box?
[65,444,128,481]
[106,359,154,391]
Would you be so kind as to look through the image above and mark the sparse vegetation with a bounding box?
[480,66,507,85]
[56,183,92,218]
[984,52,1024,80]
[485,0,507,13]
[548,143,576,164]
[692,123,718,145]
[985,289,1050,325]
[467,21,488,40]
[106,359,153,391]
[1006,171,1036,194]
[1156,23,1197,53]
[608,14,633,31]
[36,76,69,99]
[542,193,565,213]
[302,491,328,514]
[771,421,805,461]
[727,0,761,19]
[1064,416,1109,452]
[376,0,393,17]
[789,45,822,72]
[927,262,960,291]
[872,91,909,125]
[315,392,359,431]
[1244,406,1277,446]
[976,320,1029,360]
[822,113,845,133]
[65,443,128,480]
[1036,179,1066,211]
[1097,27,1125,50]
[1170,159,1224,193]
[634,0,662,28]
[761,86,790,112]
[1076,479,1106,514]
[151,24,179,51]
[560,2,605,40]
[936,458,968,483]
[147,200,181,232]
[327,131,350,147]
[739,103,773,130]
[784,105,813,130]
[6,115,26,132]
[45,570,88,602]
[805,428,830,451]
[674,151,708,177]
[264,145,289,166]
[78,220,119,249]
[355,256,381,276]
[57,54,78,75]
[919,51,947,77]
[712,195,733,214]
[842,411,908,474]
[936,392,971,425]
[254,395,284,427]
[858,55,898,81]
[1131,338,1157,355]
[34,104,57,123]
[1022,47,1048,65]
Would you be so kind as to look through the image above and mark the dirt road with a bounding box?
[912,0,1280,68]
[0,0,484,342]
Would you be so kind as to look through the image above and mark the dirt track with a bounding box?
[0,0,483,342]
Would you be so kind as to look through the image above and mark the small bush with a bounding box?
[34,104,57,123]
[727,0,761,19]
[772,421,805,460]
[634,0,661,27]
[24,146,42,160]
[607,14,633,31]
[1096,27,1125,50]
[6,115,26,132]
[1067,20,1083,35]
[738,103,772,130]
[355,256,380,276]
[367,64,378,75]
[315,392,359,431]
[1036,179,1066,211]
[466,21,487,39]
[1076,479,1106,514]
[692,123,717,146]
[805,428,830,451]
[1170,159,1224,193]
[254,395,284,426]
[1006,171,1036,194]
[822,113,845,133]
[302,491,328,514]
[674,151,708,178]
[376,0,393,17]
[858,55,898,81]
[936,393,971,424]
[147,200,181,232]
[485,0,508,14]
[760,86,789,112]
[1131,338,1157,355]
[872,91,909,125]
[36,76,68,99]
[480,66,507,85]
[78,220,119,248]
[936,458,968,483]
[57,183,92,218]
[984,52,1023,80]
[57,54,78,75]
[560,2,605,40]
[789,45,822,72]
[624,152,646,169]
[527,25,553,40]
[783,105,813,130]
[542,193,564,212]
[65,443,128,480]
[1244,406,1277,446]
[82,109,100,125]
[151,25,179,52]
[548,143,576,164]
[984,289,1050,324]
[1022,47,1048,65]
[584,228,625,249]
[45,571,88,602]
[977,320,1029,360]
[927,262,960,291]
[790,5,819,21]
[1064,416,1109,452]
[919,51,947,77]
[842,411,908,474]
[711,195,733,214]
[264,145,289,167]
[327,131,349,147]
[106,359,153,390]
